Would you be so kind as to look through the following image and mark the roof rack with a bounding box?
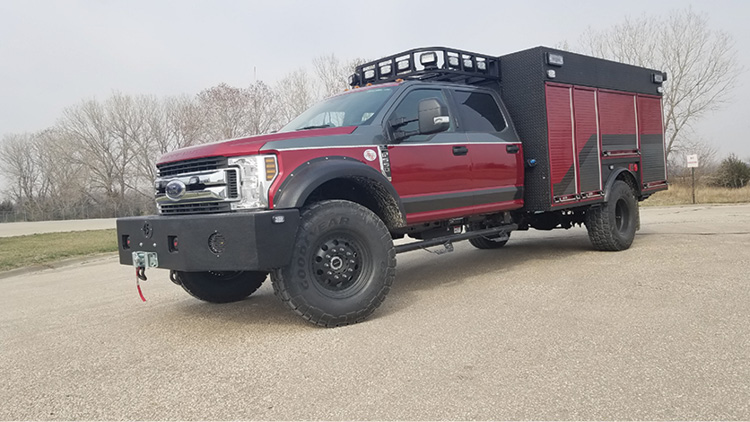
[349,47,500,87]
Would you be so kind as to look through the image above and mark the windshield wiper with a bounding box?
[296,124,332,131]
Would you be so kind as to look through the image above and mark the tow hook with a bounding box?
[131,251,158,302]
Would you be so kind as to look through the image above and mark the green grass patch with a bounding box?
[0,229,117,272]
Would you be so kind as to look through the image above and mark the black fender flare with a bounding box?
[273,156,406,218]
[603,168,640,202]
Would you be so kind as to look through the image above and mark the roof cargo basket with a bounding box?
[349,47,500,87]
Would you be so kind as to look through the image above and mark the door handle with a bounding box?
[506,144,520,154]
[453,146,468,156]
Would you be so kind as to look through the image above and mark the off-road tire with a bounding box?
[585,180,638,251]
[271,200,396,327]
[176,271,267,303]
[469,232,510,249]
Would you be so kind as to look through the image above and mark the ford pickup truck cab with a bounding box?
[117,46,668,326]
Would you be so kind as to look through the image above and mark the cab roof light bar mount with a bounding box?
[349,47,500,87]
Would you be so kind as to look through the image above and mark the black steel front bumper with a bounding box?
[116,210,300,272]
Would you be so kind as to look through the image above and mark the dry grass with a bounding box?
[0,229,117,272]
[643,183,750,206]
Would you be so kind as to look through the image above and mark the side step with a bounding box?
[394,224,517,254]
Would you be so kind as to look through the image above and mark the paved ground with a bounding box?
[0,218,116,237]
[1,204,749,420]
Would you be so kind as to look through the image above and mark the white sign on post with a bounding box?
[687,154,699,168]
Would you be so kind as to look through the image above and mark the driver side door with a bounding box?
[385,87,472,225]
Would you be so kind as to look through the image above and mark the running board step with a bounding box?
[394,224,518,254]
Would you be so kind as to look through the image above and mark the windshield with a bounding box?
[279,86,396,132]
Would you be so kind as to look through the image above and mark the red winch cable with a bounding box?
[135,267,147,302]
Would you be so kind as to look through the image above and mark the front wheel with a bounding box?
[176,270,267,303]
[271,200,396,327]
[585,180,638,251]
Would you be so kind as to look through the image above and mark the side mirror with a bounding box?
[418,98,450,135]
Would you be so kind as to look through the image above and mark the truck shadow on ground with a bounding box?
[166,287,309,329]
[378,232,595,318]
[159,230,596,328]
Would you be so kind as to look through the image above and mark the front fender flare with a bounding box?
[273,156,406,217]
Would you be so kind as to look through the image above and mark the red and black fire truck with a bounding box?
[117,46,668,326]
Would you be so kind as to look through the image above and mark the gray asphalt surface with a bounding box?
[1,204,749,420]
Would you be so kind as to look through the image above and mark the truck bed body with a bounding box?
[497,47,668,212]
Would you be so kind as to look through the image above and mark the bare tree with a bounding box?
[576,8,741,157]
[197,83,254,140]
[0,130,90,220]
[0,133,40,214]
[276,68,315,126]
[312,54,368,98]
[163,95,206,149]
[107,93,163,195]
[34,128,89,219]
[247,81,280,134]
[57,96,138,216]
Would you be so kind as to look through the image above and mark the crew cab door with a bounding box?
[450,88,524,212]
[385,87,473,224]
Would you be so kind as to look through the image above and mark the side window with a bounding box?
[453,90,507,132]
[388,89,451,141]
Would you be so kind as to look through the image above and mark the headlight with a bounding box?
[228,155,278,210]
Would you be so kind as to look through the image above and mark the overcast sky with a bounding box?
[1,0,748,160]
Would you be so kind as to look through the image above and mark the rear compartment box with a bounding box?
[498,47,668,211]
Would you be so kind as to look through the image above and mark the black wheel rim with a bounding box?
[311,233,369,295]
[615,199,631,234]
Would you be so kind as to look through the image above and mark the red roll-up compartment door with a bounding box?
[573,87,601,193]
[545,84,577,199]
[637,95,667,184]
[599,90,637,153]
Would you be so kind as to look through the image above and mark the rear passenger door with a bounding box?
[451,88,524,211]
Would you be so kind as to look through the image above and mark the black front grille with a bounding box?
[159,202,231,215]
[157,157,228,177]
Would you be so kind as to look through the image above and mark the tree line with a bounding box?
[0,55,363,222]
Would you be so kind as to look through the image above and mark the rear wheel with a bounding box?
[271,200,396,327]
[585,180,638,251]
[469,232,510,249]
[176,270,267,303]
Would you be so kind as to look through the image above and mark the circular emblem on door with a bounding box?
[165,179,187,201]
[363,149,377,162]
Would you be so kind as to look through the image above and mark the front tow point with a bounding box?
[132,251,158,302]
[132,251,159,269]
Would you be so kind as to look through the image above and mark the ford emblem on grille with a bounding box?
[165,179,187,201]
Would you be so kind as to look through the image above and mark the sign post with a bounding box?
[687,154,699,204]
